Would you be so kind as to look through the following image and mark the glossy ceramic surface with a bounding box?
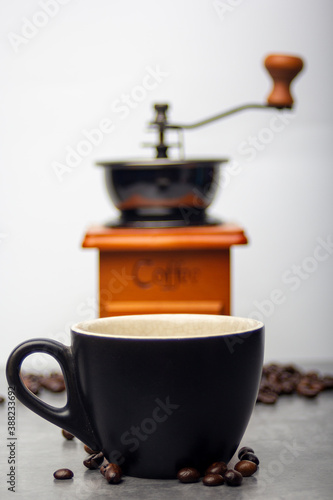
[6,314,264,479]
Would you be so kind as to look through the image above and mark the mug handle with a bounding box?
[6,338,100,451]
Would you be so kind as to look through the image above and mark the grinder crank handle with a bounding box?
[264,54,304,108]
[149,53,305,136]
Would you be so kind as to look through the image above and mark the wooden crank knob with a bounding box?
[264,54,304,108]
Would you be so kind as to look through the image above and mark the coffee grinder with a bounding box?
[82,54,303,317]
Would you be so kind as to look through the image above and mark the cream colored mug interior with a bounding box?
[74,314,263,339]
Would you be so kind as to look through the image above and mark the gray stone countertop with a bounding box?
[0,361,332,500]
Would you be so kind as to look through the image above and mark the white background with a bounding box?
[1,0,332,369]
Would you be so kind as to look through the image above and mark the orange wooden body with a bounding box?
[82,224,248,317]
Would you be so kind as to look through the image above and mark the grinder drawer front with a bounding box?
[99,249,230,317]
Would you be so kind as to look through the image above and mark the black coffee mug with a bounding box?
[6,314,264,479]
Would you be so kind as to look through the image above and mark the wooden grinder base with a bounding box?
[82,223,248,317]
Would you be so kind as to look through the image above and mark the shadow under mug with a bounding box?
[6,314,264,479]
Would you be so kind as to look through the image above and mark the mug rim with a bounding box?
[72,314,264,340]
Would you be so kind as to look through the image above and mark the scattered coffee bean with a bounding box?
[238,446,254,460]
[202,473,224,486]
[84,444,100,455]
[41,373,66,393]
[0,396,5,404]
[177,467,201,483]
[104,463,122,484]
[21,372,67,394]
[224,469,243,486]
[62,429,74,440]
[257,363,333,404]
[240,452,259,466]
[280,380,294,394]
[235,460,258,477]
[53,468,73,480]
[205,461,227,476]
[257,388,278,404]
[22,374,41,394]
[297,380,323,398]
[83,452,104,469]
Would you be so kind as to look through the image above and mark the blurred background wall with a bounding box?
[1,0,332,368]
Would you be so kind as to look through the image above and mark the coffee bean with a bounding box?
[304,371,320,380]
[0,396,5,404]
[84,444,100,455]
[238,446,254,460]
[53,468,73,480]
[297,375,324,398]
[83,454,95,469]
[296,382,321,398]
[83,452,104,469]
[264,363,281,374]
[280,381,294,395]
[202,473,224,486]
[224,469,243,486]
[177,467,201,483]
[205,461,227,476]
[41,373,65,393]
[257,389,278,404]
[240,452,259,466]
[258,363,333,404]
[104,463,122,484]
[266,373,283,394]
[62,429,74,440]
[22,374,41,395]
[234,460,258,477]
[283,364,300,375]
